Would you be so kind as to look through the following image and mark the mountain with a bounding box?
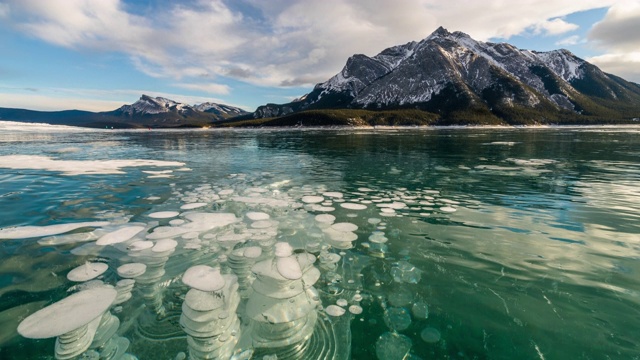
[250,27,640,125]
[0,95,249,128]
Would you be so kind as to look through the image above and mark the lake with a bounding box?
[1,122,639,360]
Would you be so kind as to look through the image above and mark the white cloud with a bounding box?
[531,18,579,36]
[0,3,10,18]
[2,0,621,88]
[173,83,231,95]
[587,1,640,83]
[555,35,581,46]
[588,53,640,83]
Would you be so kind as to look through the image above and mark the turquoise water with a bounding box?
[1,123,640,359]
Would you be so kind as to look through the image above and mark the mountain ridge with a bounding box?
[0,95,249,128]
[249,26,640,125]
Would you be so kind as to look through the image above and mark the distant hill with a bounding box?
[0,95,249,128]
[241,26,640,126]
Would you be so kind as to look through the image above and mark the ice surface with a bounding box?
[182,265,226,292]
[96,226,145,245]
[0,155,185,175]
[67,262,109,282]
[0,221,109,240]
[18,287,117,339]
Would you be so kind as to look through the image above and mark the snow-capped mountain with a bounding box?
[253,27,640,124]
[193,102,247,116]
[114,95,200,116]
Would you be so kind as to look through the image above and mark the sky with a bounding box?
[0,0,639,112]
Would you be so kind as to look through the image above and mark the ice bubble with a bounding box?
[96,226,145,246]
[117,263,147,278]
[331,222,358,232]
[323,192,343,198]
[38,231,100,245]
[353,294,363,302]
[152,239,178,253]
[323,228,358,242]
[348,305,363,315]
[420,327,441,343]
[383,307,412,331]
[375,332,412,360]
[439,206,457,213]
[146,196,161,201]
[377,202,407,210]
[368,218,382,225]
[411,302,429,319]
[276,256,303,280]
[336,299,348,307]
[391,261,422,284]
[148,211,180,219]
[301,195,324,204]
[310,205,335,212]
[169,219,185,226]
[388,288,414,307]
[251,220,275,229]
[243,246,262,258]
[325,305,346,317]
[246,212,270,221]
[127,240,154,251]
[274,242,293,257]
[219,189,234,196]
[0,221,109,240]
[380,208,396,213]
[17,287,117,339]
[368,232,388,244]
[67,262,109,282]
[315,214,336,224]
[340,203,367,210]
[180,202,207,210]
[182,265,225,292]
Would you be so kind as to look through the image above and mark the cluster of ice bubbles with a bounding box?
[3,175,464,359]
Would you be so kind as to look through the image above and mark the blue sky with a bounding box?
[0,0,639,112]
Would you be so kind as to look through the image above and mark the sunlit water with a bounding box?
[1,122,640,360]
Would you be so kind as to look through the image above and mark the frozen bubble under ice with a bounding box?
[148,211,180,219]
[348,305,363,315]
[368,218,381,225]
[411,301,429,320]
[340,203,367,210]
[96,226,145,246]
[17,287,117,339]
[323,192,343,198]
[420,327,441,343]
[246,212,270,221]
[182,265,225,292]
[180,202,207,210]
[0,221,109,240]
[276,256,303,280]
[67,262,108,282]
[325,305,346,317]
[336,299,348,307]
[301,195,324,204]
[152,239,178,253]
[383,307,412,331]
[375,332,412,360]
[331,222,358,232]
[243,246,262,258]
[127,240,154,251]
[117,263,146,278]
[439,206,457,213]
[274,242,293,257]
[315,214,336,224]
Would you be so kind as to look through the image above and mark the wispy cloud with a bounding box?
[530,18,579,36]
[173,83,231,95]
[555,35,581,46]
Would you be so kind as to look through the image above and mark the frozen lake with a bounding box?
[1,122,640,359]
